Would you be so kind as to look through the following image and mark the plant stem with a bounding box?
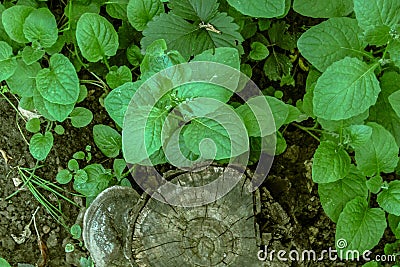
[292,123,321,142]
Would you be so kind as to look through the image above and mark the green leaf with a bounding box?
[68,159,79,171]
[104,82,140,127]
[297,18,366,72]
[312,141,351,183]
[389,90,400,118]
[93,124,122,158]
[54,125,65,135]
[76,13,118,62]
[343,125,373,148]
[2,5,34,43]
[236,96,283,137]
[378,180,400,216]
[22,46,45,65]
[6,59,40,97]
[192,46,240,69]
[293,0,353,18]
[127,44,143,67]
[141,12,243,59]
[313,57,380,120]
[183,116,247,160]
[36,53,79,105]
[318,111,369,133]
[127,0,164,31]
[57,170,72,185]
[263,52,292,81]
[26,118,41,133]
[168,0,218,21]
[354,0,400,31]
[73,164,112,197]
[249,41,269,61]
[226,0,286,18]
[123,106,170,164]
[113,158,126,178]
[0,258,11,267]
[74,169,88,183]
[355,122,399,176]
[368,72,400,146]
[0,41,17,81]
[70,224,82,239]
[106,0,129,20]
[363,25,391,46]
[77,85,88,103]
[388,39,400,68]
[388,214,400,239]
[366,175,383,194]
[29,132,54,160]
[267,21,296,51]
[106,65,132,89]
[23,8,58,48]
[319,168,368,222]
[73,151,85,160]
[336,197,386,259]
[70,107,93,128]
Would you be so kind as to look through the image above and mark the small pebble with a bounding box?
[43,225,51,234]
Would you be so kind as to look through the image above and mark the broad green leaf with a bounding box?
[336,197,386,259]
[26,118,41,133]
[106,0,129,20]
[73,164,112,197]
[297,18,366,72]
[0,258,11,267]
[127,0,164,31]
[192,47,240,70]
[22,46,45,65]
[388,214,400,239]
[318,111,369,132]
[23,8,58,48]
[54,125,65,135]
[293,0,353,18]
[319,168,368,222]
[226,0,286,18]
[2,5,34,43]
[93,124,122,158]
[312,141,351,183]
[36,53,79,105]
[388,90,400,118]
[77,85,88,103]
[68,159,79,171]
[113,158,126,178]
[141,12,243,59]
[70,107,93,128]
[6,60,41,98]
[366,175,383,194]
[363,25,391,46]
[355,122,399,176]
[168,0,218,21]
[127,44,143,67]
[343,125,373,148]
[123,106,170,164]
[76,13,118,62]
[32,87,74,122]
[368,72,400,146]
[388,39,400,68]
[313,57,380,120]
[0,41,17,81]
[236,96,284,137]
[249,41,269,61]
[106,65,132,89]
[354,0,400,31]
[183,116,248,160]
[56,169,73,184]
[29,132,54,160]
[378,180,400,216]
[104,82,140,127]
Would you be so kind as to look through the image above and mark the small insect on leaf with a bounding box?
[199,21,221,34]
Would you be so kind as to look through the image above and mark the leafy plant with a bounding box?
[297,0,400,258]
